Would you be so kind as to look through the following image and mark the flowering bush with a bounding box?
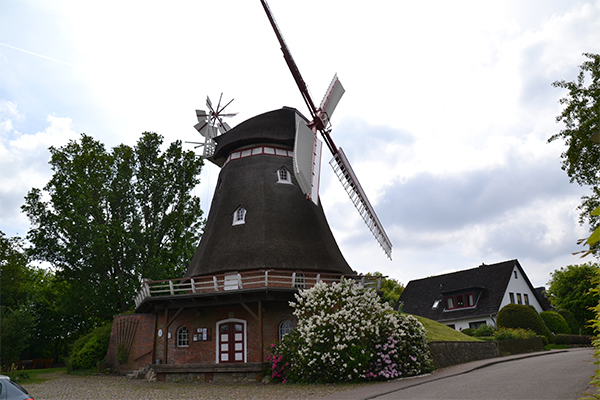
[269,279,434,383]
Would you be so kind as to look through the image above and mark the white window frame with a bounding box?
[233,207,246,226]
[277,167,292,184]
[177,326,189,348]
[279,320,294,341]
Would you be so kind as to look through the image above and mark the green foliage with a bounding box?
[546,263,599,335]
[540,311,571,335]
[366,272,404,307]
[268,280,433,383]
[0,306,34,366]
[493,327,537,341]
[557,309,581,335]
[22,132,204,323]
[68,323,112,371]
[554,334,592,345]
[548,53,600,256]
[461,328,475,337]
[473,324,495,337]
[497,304,553,342]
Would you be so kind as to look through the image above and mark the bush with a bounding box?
[540,311,570,334]
[461,328,475,337]
[473,324,495,337]
[557,309,580,335]
[497,304,553,343]
[68,322,112,371]
[493,327,537,340]
[554,334,592,345]
[268,280,434,383]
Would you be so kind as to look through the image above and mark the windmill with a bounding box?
[259,0,393,259]
[189,94,237,159]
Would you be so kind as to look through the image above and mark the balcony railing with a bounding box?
[134,269,382,309]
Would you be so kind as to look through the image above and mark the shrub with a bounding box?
[68,322,112,371]
[473,324,495,337]
[493,327,537,340]
[461,328,475,337]
[497,304,553,343]
[557,309,580,335]
[540,311,570,334]
[554,334,592,345]
[268,280,434,383]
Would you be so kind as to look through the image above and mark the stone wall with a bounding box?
[428,341,499,369]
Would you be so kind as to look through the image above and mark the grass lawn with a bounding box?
[412,314,481,342]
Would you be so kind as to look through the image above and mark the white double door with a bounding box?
[217,319,246,363]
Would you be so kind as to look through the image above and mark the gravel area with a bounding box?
[22,371,369,400]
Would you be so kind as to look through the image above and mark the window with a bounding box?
[469,321,486,329]
[524,293,529,305]
[277,167,292,184]
[177,326,189,347]
[517,293,522,305]
[293,272,305,289]
[446,293,475,310]
[514,270,518,279]
[509,292,515,303]
[466,294,474,307]
[233,207,246,226]
[279,320,294,341]
[432,299,441,309]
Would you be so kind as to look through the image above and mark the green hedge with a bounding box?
[68,323,112,371]
[497,304,553,343]
[554,334,592,345]
[540,311,570,334]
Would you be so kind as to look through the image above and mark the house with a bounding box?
[399,259,552,331]
[105,107,381,381]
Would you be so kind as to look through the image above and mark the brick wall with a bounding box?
[153,300,295,365]
[106,314,156,371]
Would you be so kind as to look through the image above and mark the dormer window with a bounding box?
[277,167,292,184]
[446,292,475,310]
[233,207,246,226]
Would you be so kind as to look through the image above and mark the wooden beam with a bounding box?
[259,300,263,363]
[240,302,259,321]
[167,307,185,328]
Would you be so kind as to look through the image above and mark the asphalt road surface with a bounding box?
[321,348,597,400]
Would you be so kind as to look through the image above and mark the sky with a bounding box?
[1,0,599,289]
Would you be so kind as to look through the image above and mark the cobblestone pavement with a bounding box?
[22,371,367,400]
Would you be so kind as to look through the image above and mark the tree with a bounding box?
[22,132,204,325]
[548,53,600,255]
[366,272,404,307]
[546,263,599,334]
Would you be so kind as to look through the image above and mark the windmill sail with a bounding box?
[260,0,392,259]
[294,117,323,206]
[330,149,392,259]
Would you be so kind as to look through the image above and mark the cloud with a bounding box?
[0,101,77,236]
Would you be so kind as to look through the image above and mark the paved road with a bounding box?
[320,348,597,400]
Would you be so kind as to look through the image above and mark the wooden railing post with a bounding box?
[291,272,296,288]
[169,281,175,295]
[237,273,243,289]
[190,278,196,294]
[264,270,268,287]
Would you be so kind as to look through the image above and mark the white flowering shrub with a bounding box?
[268,279,434,383]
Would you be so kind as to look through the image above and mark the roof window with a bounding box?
[233,207,246,226]
[277,167,292,184]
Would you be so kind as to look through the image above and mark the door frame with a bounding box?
[215,318,247,363]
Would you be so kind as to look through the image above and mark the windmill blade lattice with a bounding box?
[259,0,393,259]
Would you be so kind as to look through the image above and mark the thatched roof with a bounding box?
[185,108,354,278]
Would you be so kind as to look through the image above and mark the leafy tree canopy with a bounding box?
[365,271,404,307]
[546,263,599,334]
[548,53,600,255]
[22,132,204,323]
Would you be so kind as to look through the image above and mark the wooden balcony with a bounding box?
[134,269,382,310]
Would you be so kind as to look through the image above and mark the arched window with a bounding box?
[293,272,305,289]
[233,207,246,226]
[277,167,292,184]
[177,326,189,347]
[279,320,294,341]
